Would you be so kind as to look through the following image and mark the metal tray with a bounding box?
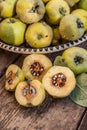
[0,34,87,54]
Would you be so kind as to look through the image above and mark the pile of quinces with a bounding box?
[5,47,87,107]
[0,0,87,48]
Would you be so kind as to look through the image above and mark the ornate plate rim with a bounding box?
[0,34,87,54]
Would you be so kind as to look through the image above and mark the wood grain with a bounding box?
[0,75,86,130]
[78,110,87,130]
[0,49,19,77]
[0,42,87,130]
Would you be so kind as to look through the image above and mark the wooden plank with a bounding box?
[0,49,19,77]
[0,77,85,130]
[0,42,87,130]
[0,55,86,130]
[78,110,87,130]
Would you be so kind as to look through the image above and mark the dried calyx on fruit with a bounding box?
[42,66,76,98]
[22,54,52,81]
[5,64,25,91]
[74,56,84,65]
[76,18,84,28]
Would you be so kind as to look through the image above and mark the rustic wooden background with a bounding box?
[0,42,87,130]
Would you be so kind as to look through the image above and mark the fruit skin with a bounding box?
[5,64,25,91]
[0,17,2,22]
[53,56,67,66]
[0,0,17,18]
[45,0,70,25]
[59,14,85,41]
[78,0,87,11]
[0,18,26,46]
[52,26,61,46]
[22,54,52,81]
[25,22,53,48]
[72,9,87,31]
[64,0,80,7]
[42,66,76,98]
[42,0,50,3]
[15,80,45,107]
[62,47,87,74]
[16,0,45,24]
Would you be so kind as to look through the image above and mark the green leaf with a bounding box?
[70,73,87,107]
[76,73,87,90]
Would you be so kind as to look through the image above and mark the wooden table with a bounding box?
[0,42,87,130]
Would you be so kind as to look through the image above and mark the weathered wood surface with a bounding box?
[0,42,87,130]
[78,110,87,130]
[0,49,19,77]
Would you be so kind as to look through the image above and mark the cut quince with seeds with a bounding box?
[42,66,76,98]
[5,64,25,91]
[22,54,52,81]
[15,80,45,107]
[62,47,87,74]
